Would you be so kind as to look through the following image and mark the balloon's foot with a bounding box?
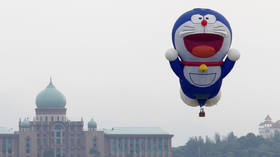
[199,108,205,117]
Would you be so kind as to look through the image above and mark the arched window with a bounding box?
[26,137,30,153]
[54,124,64,145]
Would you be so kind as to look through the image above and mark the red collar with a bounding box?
[181,61,224,66]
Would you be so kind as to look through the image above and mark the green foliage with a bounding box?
[173,132,280,157]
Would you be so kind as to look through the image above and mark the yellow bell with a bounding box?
[199,64,208,72]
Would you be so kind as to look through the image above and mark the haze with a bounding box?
[0,0,278,146]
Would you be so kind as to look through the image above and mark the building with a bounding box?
[259,115,280,138]
[0,79,173,157]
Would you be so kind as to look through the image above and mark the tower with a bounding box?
[259,115,274,138]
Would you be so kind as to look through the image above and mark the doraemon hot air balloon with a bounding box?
[165,8,240,117]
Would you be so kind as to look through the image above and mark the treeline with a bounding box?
[173,132,280,157]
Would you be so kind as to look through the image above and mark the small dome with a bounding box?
[20,119,31,127]
[36,79,66,109]
[88,118,97,128]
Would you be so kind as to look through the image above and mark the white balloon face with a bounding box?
[174,14,232,62]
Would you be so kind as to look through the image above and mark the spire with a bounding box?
[47,77,55,88]
[265,115,272,121]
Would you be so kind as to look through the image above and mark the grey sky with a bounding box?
[0,0,278,146]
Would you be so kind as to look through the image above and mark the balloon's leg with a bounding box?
[199,108,205,117]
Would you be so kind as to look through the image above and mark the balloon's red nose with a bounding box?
[201,20,207,27]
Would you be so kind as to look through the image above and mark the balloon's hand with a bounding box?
[227,48,240,61]
[165,48,178,61]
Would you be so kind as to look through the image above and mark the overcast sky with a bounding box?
[0,0,279,146]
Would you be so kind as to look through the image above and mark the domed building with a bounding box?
[0,79,173,157]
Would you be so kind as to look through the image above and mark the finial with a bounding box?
[47,77,55,88]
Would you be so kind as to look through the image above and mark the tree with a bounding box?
[173,132,280,157]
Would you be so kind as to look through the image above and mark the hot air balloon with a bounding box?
[165,8,240,117]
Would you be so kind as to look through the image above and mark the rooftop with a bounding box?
[0,127,14,134]
[104,127,169,135]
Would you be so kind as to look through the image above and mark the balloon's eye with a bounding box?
[191,14,203,24]
[204,14,216,24]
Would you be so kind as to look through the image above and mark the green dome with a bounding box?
[20,119,31,127]
[88,118,97,128]
[36,79,66,108]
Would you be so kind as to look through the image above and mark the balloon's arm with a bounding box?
[221,49,240,78]
[221,58,235,78]
[169,58,185,79]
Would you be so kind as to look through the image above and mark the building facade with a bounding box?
[259,115,280,138]
[0,80,173,157]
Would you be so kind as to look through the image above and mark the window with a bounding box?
[130,138,134,153]
[159,138,162,153]
[118,138,122,153]
[71,126,75,131]
[136,138,139,154]
[112,138,116,154]
[2,138,6,153]
[26,137,30,153]
[153,138,157,153]
[147,138,151,153]
[141,138,145,153]
[7,139,12,154]
[56,148,61,157]
[164,138,168,153]
[43,138,47,145]
[54,124,64,145]
[51,116,54,122]
[36,125,40,131]
[93,138,97,148]
[124,138,128,153]
[45,116,48,122]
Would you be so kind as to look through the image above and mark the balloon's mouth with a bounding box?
[184,33,224,58]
